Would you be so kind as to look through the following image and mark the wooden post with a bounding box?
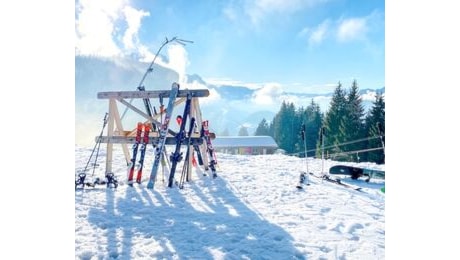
[111,99,130,165]
[192,98,210,171]
[106,99,116,173]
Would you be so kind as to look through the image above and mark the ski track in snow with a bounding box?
[75,146,385,259]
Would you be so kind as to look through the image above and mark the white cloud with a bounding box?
[122,6,150,51]
[204,77,266,90]
[279,94,301,105]
[297,27,310,38]
[75,0,127,57]
[251,83,284,105]
[227,0,328,27]
[137,42,191,87]
[361,90,381,102]
[223,6,238,22]
[309,20,330,45]
[159,44,189,85]
[253,0,324,14]
[203,88,222,104]
[75,0,150,58]
[181,77,222,105]
[75,0,197,83]
[240,122,252,128]
[337,17,368,42]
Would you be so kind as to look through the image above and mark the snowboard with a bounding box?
[329,165,385,181]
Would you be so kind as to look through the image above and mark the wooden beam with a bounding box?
[97,136,204,145]
[116,97,178,136]
[118,97,192,136]
[117,98,152,121]
[97,89,210,99]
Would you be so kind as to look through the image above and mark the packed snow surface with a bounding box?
[75,146,385,259]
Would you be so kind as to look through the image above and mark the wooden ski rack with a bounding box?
[97,84,213,181]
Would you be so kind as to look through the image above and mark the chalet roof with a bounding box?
[212,136,278,148]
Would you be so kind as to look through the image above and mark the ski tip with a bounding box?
[296,185,303,189]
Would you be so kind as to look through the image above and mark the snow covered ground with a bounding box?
[75,146,385,259]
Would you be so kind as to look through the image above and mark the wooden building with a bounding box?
[212,136,278,155]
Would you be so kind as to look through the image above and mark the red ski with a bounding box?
[135,123,151,184]
[127,122,143,185]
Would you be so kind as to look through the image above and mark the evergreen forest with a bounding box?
[253,80,385,164]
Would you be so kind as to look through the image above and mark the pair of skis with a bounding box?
[202,120,217,178]
[308,172,362,192]
[127,122,151,185]
[178,117,196,189]
[147,83,180,189]
[126,83,218,189]
[168,93,193,188]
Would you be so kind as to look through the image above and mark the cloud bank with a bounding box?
[251,83,283,105]
[75,0,190,86]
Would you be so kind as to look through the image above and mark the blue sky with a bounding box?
[76,0,384,93]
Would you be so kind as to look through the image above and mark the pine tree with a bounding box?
[254,118,271,136]
[238,125,249,136]
[272,101,297,154]
[320,82,347,159]
[220,128,230,136]
[294,107,306,155]
[337,80,366,161]
[365,91,385,164]
[304,99,323,157]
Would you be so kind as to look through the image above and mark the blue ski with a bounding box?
[146,83,180,189]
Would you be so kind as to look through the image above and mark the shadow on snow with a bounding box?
[79,176,306,259]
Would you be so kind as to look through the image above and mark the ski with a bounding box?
[202,120,217,178]
[178,117,196,189]
[308,172,362,191]
[135,123,151,184]
[76,175,118,189]
[147,83,180,189]
[193,145,204,167]
[308,172,325,179]
[323,175,362,191]
[168,94,192,188]
[127,122,144,186]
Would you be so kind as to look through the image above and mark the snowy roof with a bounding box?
[212,136,278,148]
